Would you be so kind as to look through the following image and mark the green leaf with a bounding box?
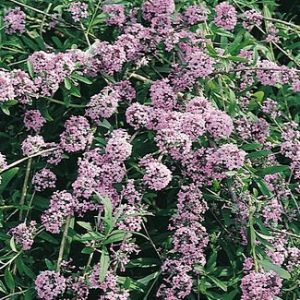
[15,257,36,279]
[37,101,54,122]
[254,178,273,197]
[246,150,272,159]
[4,268,15,290]
[0,168,19,194]
[257,165,289,176]
[100,119,112,130]
[253,91,264,102]
[71,73,93,84]
[27,61,34,77]
[99,246,110,282]
[64,78,72,90]
[136,271,160,287]
[206,251,218,273]
[96,193,113,234]
[104,230,126,244]
[81,247,94,254]
[223,289,239,300]
[9,237,18,252]
[260,260,291,279]
[207,275,228,292]
[77,221,93,231]
[38,232,59,245]
[76,231,104,242]
[126,257,160,269]
[0,279,8,294]
[45,259,56,270]
[24,288,35,300]
[241,143,262,151]
[21,36,40,51]
[1,106,10,115]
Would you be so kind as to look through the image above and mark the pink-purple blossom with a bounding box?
[32,168,57,192]
[60,116,92,152]
[23,110,46,132]
[35,271,66,300]
[214,2,237,30]
[141,159,172,191]
[103,4,126,26]
[10,221,36,250]
[4,7,26,34]
[69,2,89,22]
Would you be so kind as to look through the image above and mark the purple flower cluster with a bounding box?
[103,4,126,26]
[121,180,142,204]
[28,51,80,96]
[183,5,209,25]
[205,109,234,140]
[242,9,263,30]
[60,116,92,152]
[158,185,208,298]
[32,168,57,192]
[10,70,36,104]
[41,191,76,233]
[141,158,172,191]
[69,2,89,22]
[10,221,36,250]
[71,130,132,208]
[85,86,120,122]
[105,130,132,162]
[280,122,300,179]
[21,135,46,156]
[35,271,66,300]
[125,103,151,130]
[142,0,175,21]
[0,153,7,170]
[207,143,246,173]
[241,271,282,300]
[235,117,269,143]
[214,2,237,30]
[4,7,26,34]
[150,79,177,110]
[116,204,143,232]
[23,110,46,132]
[89,266,129,298]
[0,71,15,103]
[262,98,279,118]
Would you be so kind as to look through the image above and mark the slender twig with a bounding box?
[264,17,300,31]
[56,216,71,272]
[80,22,91,47]
[249,197,259,272]
[0,252,22,271]
[19,158,32,221]
[271,228,300,239]
[24,191,36,221]
[7,0,77,30]
[142,222,162,260]
[86,0,103,37]
[143,271,162,300]
[39,4,52,35]
[0,148,57,174]
[44,97,87,108]
[211,67,300,76]
[129,73,153,83]
[0,290,26,300]
[8,59,28,67]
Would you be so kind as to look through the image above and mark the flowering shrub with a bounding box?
[0,0,299,299]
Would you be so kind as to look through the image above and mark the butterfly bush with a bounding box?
[0,0,299,299]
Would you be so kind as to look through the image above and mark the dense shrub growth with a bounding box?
[0,0,299,299]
